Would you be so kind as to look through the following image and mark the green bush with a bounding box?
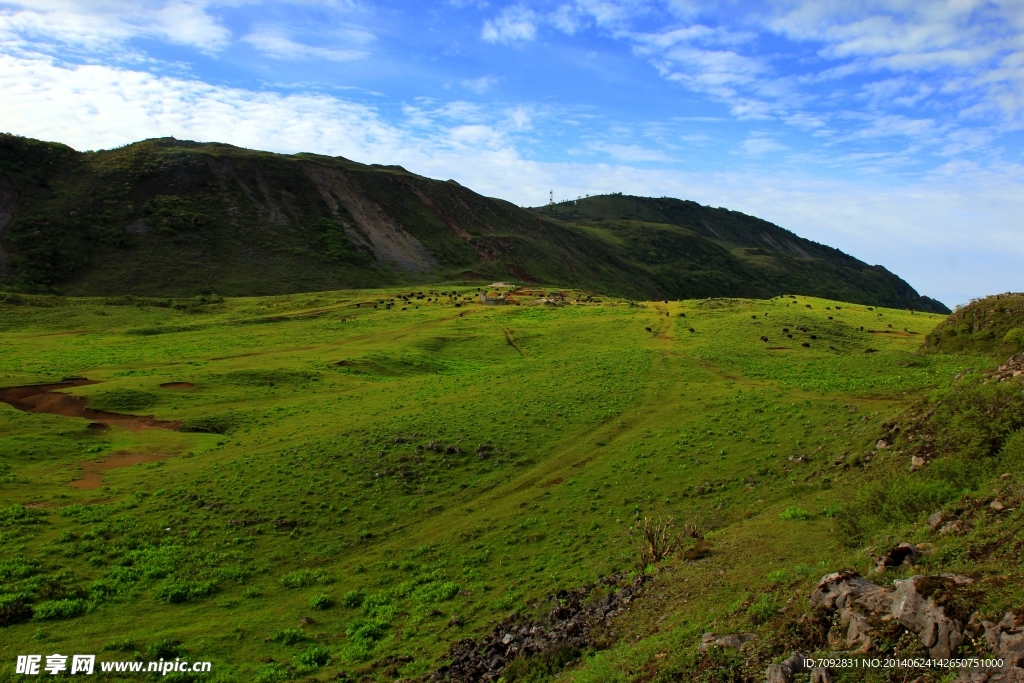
[295,645,331,667]
[101,637,136,651]
[341,589,364,608]
[0,597,33,626]
[269,628,307,645]
[33,598,86,620]
[146,638,183,659]
[346,617,389,642]
[309,593,333,610]
[746,593,777,625]
[253,663,289,683]
[155,580,218,604]
[779,507,813,520]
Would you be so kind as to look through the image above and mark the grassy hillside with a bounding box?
[2,286,1000,682]
[921,292,1024,356]
[0,134,947,313]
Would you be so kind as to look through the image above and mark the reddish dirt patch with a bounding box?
[159,382,194,389]
[0,379,181,431]
[70,451,178,490]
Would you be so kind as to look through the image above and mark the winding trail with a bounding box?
[0,379,181,431]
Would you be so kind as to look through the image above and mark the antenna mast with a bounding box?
[549,189,553,206]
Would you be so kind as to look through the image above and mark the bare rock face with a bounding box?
[810,571,894,651]
[764,653,808,683]
[891,575,973,659]
[809,571,974,658]
[983,613,1024,667]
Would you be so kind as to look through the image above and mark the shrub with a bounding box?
[155,580,218,604]
[346,617,389,643]
[280,568,334,588]
[747,594,777,625]
[779,507,813,521]
[101,638,136,651]
[146,638,183,659]
[0,597,33,626]
[309,593,333,610]
[33,599,86,620]
[269,628,307,645]
[341,589,364,608]
[295,645,331,668]
[253,663,289,683]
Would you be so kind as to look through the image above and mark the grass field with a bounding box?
[0,287,997,682]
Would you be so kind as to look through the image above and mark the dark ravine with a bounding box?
[0,133,948,312]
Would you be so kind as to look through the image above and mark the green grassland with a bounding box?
[0,288,1015,682]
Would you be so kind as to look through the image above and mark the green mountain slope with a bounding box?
[0,133,948,312]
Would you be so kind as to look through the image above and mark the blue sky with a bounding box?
[1,1,1023,306]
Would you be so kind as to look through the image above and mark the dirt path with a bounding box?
[70,451,178,490]
[0,379,181,431]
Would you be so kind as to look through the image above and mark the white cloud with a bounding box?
[0,0,231,53]
[460,75,499,94]
[589,142,670,161]
[242,28,371,62]
[740,135,786,156]
[1,53,1022,306]
[482,5,537,44]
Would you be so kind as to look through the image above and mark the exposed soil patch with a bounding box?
[159,382,195,389]
[0,379,181,431]
[70,451,178,490]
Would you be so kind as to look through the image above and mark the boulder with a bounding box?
[891,575,972,659]
[810,669,836,683]
[875,542,919,573]
[764,653,807,683]
[983,612,1024,667]
[699,632,756,652]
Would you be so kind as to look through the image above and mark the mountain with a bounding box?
[0,134,948,312]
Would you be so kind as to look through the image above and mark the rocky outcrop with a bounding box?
[699,632,756,652]
[808,571,973,657]
[432,573,647,682]
[993,354,1024,382]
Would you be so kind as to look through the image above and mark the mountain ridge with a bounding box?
[0,133,948,313]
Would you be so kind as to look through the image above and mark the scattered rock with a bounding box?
[928,511,946,532]
[764,653,809,683]
[876,439,890,449]
[699,632,756,652]
[299,616,315,626]
[991,500,1007,512]
[911,455,926,469]
[1002,473,1013,480]
[875,542,918,573]
[941,520,970,535]
[433,573,648,682]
